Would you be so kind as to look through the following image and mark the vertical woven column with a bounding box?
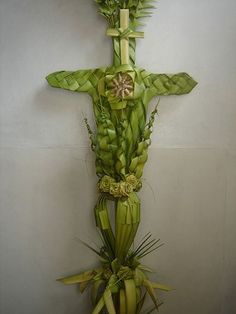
[129,38,136,66]
[113,37,121,66]
[112,38,136,67]
[120,9,129,65]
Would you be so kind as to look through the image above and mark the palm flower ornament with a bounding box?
[110,73,134,98]
[46,1,197,313]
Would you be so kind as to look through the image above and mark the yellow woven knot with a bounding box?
[98,175,142,198]
[117,27,133,39]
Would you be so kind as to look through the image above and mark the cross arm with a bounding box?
[46,68,106,95]
[142,72,197,98]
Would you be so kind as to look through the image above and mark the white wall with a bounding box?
[0,0,236,313]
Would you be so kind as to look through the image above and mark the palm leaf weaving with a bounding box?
[46,0,197,312]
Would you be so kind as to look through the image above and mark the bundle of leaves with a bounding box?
[95,0,156,28]
[58,232,171,314]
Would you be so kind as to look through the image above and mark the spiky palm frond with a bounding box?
[128,0,157,28]
[94,0,120,26]
[94,0,157,29]
[127,232,164,263]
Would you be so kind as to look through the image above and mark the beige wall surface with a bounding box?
[0,0,236,313]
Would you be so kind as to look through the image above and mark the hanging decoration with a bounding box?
[46,1,197,313]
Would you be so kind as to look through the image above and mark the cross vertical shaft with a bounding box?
[120,9,129,65]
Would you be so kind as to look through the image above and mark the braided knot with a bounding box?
[98,175,142,198]
[117,27,133,39]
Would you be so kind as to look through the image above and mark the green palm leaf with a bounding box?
[94,0,157,29]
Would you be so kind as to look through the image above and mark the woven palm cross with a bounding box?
[46,6,197,313]
[46,9,196,115]
[46,8,197,178]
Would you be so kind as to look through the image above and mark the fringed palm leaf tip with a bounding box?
[95,0,157,28]
[46,0,197,313]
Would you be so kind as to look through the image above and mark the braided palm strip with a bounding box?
[140,70,198,97]
[129,38,136,66]
[95,111,118,177]
[46,68,105,100]
[121,101,146,170]
[129,106,158,179]
[112,38,121,67]
[112,38,136,67]
[115,119,128,177]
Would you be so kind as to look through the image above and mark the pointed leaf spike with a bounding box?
[104,289,116,314]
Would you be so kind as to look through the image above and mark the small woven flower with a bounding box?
[126,174,142,191]
[124,182,134,195]
[98,175,115,193]
[110,72,134,99]
[110,182,122,198]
